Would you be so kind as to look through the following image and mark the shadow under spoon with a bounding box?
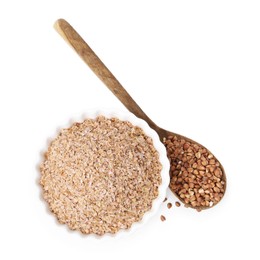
[54,18,226,210]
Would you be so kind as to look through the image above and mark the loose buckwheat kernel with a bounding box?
[160,215,166,222]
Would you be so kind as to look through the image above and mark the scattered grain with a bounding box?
[160,215,166,222]
[175,201,181,207]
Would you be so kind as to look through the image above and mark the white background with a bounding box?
[0,0,260,259]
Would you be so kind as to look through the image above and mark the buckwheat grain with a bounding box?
[163,135,225,210]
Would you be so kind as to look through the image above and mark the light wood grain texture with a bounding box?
[54,19,161,135]
[54,19,226,210]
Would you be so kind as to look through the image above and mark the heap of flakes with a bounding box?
[40,116,162,235]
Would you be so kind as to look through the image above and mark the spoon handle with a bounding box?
[54,19,160,132]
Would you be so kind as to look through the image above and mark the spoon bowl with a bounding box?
[54,19,226,210]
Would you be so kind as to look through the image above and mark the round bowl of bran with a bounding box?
[38,109,170,238]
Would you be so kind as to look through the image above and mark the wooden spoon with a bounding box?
[54,19,226,210]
